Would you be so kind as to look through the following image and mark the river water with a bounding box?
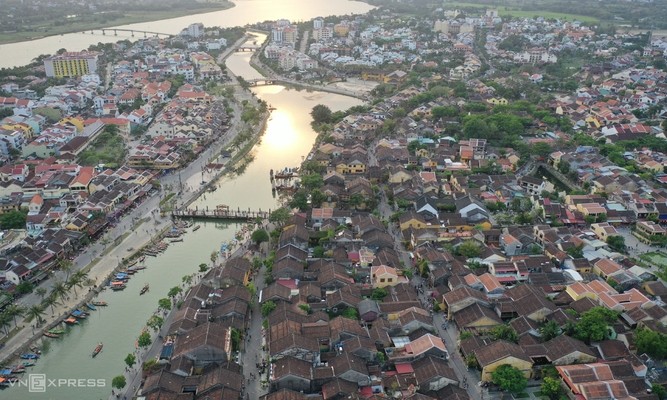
[0,30,364,400]
[0,0,374,69]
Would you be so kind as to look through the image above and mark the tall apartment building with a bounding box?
[44,51,100,78]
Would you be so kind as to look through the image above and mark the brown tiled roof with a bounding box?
[569,297,598,314]
[474,340,531,367]
[261,388,315,400]
[597,339,630,360]
[443,286,487,305]
[329,316,369,342]
[545,335,596,362]
[172,321,229,359]
[272,356,313,380]
[452,303,502,328]
[330,352,369,377]
[321,378,358,400]
[269,333,319,356]
[412,355,458,385]
[198,365,243,393]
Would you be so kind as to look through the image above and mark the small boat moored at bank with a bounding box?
[85,303,97,311]
[19,353,39,360]
[43,331,60,338]
[63,317,78,325]
[92,300,108,306]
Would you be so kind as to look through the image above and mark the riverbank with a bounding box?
[0,1,234,45]
[0,34,262,367]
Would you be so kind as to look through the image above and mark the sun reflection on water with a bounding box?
[263,110,297,152]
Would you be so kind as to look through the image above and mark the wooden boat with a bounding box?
[92,300,108,307]
[192,225,201,231]
[140,283,149,295]
[43,332,60,338]
[85,303,97,311]
[71,309,87,319]
[92,342,103,358]
[129,265,146,272]
[21,361,35,367]
[11,366,25,374]
[20,353,40,360]
[63,317,78,325]
[110,282,126,291]
[170,238,183,243]
[48,328,65,335]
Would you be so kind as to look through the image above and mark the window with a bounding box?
[380,278,385,283]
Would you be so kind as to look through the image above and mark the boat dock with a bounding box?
[171,208,271,220]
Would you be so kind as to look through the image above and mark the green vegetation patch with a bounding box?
[78,130,126,168]
[444,2,599,23]
[640,252,667,268]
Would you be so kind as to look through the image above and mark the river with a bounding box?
[0,33,364,400]
[0,0,374,69]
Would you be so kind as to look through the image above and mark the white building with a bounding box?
[313,18,324,29]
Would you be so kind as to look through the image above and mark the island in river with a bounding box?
[0,0,234,45]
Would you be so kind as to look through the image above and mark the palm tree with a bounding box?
[5,304,25,328]
[67,270,88,296]
[50,281,69,303]
[71,270,89,286]
[0,312,11,335]
[42,295,60,316]
[35,287,47,300]
[26,305,45,325]
[57,258,74,281]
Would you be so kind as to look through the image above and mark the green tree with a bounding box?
[15,281,34,295]
[635,328,667,359]
[574,307,618,344]
[489,325,518,343]
[261,300,277,317]
[541,376,562,400]
[26,304,45,324]
[0,210,27,229]
[341,307,359,320]
[289,190,309,210]
[251,229,269,246]
[147,315,164,331]
[606,235,626,252]
[199,263,208,272]
[158,297,172,311]
[168,286,182,298]
[371,288,388,300]
[138,331,152,347]
[652,384,667,400]
[269,207,291,228]
[310,104,332,124]
[457,240,481,258]
[539,320,561,341]
[111,375,126,390]
[125,353,136,368]
[567,244,584,259]
[491,364,527,394]
[5,303,25,328]
[42,295,60,315]
[531,142,553,158]
[301,173,323,191]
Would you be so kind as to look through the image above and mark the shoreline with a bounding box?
[0,1,235,46]
[0,34,260,367]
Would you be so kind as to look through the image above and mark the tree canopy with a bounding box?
[573,306,618,344]
[491,364,527,394]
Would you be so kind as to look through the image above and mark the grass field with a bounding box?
[0,2,233,45]
[640,251,667,268]
[443,2,599,24]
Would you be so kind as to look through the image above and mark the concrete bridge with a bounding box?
[88,28,172,38]
[172,208,271,221]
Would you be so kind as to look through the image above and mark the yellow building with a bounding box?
[475,341,533,382]
[44,51,99,78]
[1,123,34,141]
[58,117,85,133]
[371,265,399,288]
